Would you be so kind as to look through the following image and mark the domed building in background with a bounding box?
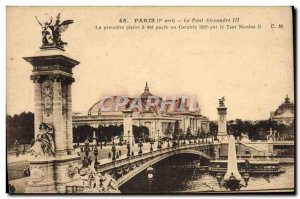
[270,95,294,126]
[73,82,210,140]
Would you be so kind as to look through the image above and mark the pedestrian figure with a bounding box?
[30,139,35,147]
[119,150,121,157]
[108,152,111,159]
[131,151,134,157]
[116,153,119,159]
[88,156,92,165]
[22,144,26,155]
[9,184,16,193]
[24,167,30,177]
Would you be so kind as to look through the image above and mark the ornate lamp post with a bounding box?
[159,140,163,151]
[138,139,143,156]
[146,166,155,193]
[215,172,250,191]
[84,138,90,158]
[216,173,223,186]
[157,129,160,149]
[216,164,250,191]
[77,136,80,147]
[150,139,154,154]
[244,159,250,186]
[100,131,103,149]
[81,138,92,168]
[243,172,250,186]
[96,135,99,147]
[141,130,145,143]
[93,146,100,169]
[112,141,116,162]
[127,137,131,159]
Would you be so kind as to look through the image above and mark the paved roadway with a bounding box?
[7,141,169,181]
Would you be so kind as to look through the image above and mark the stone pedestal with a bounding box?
[25,155,80,193]
[23,47,80,193]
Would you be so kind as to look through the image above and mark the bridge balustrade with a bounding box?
[96,142,214,174]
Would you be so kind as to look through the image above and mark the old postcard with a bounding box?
[6,6,294,194]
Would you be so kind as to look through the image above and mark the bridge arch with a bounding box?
[117,149,211,187]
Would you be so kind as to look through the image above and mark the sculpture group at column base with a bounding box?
[25,154,81,193]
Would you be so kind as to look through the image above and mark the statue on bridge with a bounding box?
[36,13,74,49]
[31,123,55,157]
[218,96,225,107]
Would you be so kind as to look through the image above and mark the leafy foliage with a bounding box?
[164,123,173,138]
[6,112,34,149]
[172,120,183,140]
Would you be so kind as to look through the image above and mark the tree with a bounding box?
[164,123,173,139]
[172,120,183,140]
[7,112,34,149]
[186,127,192,139]
[209,121,218,137]
[197,128,201,138]
[73,124,94,142]
[132,125,149,142]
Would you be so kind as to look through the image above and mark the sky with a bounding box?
[6,7,294,120]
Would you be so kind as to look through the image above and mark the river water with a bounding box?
[120,154,294,193]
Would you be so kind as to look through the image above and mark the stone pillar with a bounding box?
[24,47,80,193]
[66,83,73,154]
[217,98,228,141]
[157,121,163,140]
[53,78,66,156]
[122,110,133,146]
[196,119,200,132]
[207,121,210,132]
[33,78,43,139]
[180,117,184,131]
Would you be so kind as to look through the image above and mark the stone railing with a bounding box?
[97,141,214,173]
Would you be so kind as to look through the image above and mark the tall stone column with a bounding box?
[66,83,74,154]
[217,97,228,141]
[33,78,43,139]
[157,120,163,140]
[122,110,133,146]
[24,47,80,193]
[53,78,65,156]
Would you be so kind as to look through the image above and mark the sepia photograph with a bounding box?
[6,6,295,194]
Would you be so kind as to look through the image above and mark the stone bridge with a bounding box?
[95,142,215,187]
